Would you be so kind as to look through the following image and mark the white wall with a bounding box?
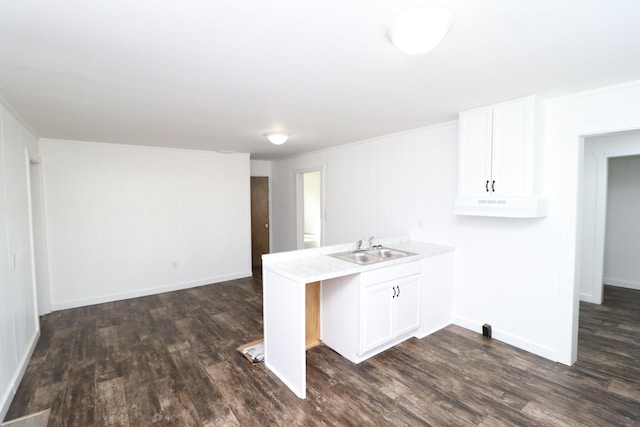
[272,123,458,251]
[250,159,271,177]
[0,101,40,420]
[272,120,561,360]
[41,139,251,310]
[270,79,640,366]
[605,153,640,290]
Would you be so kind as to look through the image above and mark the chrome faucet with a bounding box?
[367,236,374,250]
[353,236,378,252]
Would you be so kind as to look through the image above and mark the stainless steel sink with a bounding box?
[329,251,382,265]
[328,247,417,265]
[365,248,416,260]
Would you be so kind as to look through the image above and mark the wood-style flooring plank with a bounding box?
[95,378,129,427]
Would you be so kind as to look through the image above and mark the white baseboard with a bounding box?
[603,277,640,291]
[0,329,40,421]
[51,271,252,311]
[580,292,599,303]
[453,316,558,362]
[414,322,451,339]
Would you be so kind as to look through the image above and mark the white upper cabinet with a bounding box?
[454,95,548,218]
[457,106,493,198]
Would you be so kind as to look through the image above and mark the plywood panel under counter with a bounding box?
[306,282,321,349]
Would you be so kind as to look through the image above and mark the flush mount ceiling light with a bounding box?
[264,132,289,145]
[387,6,453,55]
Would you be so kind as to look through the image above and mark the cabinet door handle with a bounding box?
[392,286,396,298]
[485,180,489,192]
[491,180,495,192]
[397,285,400,297]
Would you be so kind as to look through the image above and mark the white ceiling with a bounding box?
[1,0,639,160]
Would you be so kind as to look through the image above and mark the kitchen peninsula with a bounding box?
[262,236,454,398]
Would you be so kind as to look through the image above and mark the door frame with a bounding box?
[581,132,640,304]
[294,167,325,250]
[561,116,640,366]
[26,151,51,316]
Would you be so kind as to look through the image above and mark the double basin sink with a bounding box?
[328,247,417,265]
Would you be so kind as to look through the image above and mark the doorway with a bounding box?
[602,154,640,292]
[296,170,323,249]
[250,177,269,279]
[579,131,640,304]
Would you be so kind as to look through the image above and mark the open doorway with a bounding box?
[579,131,640,304]
[560,101,640,366]
[296,169,323,249]
[577,130,640,364]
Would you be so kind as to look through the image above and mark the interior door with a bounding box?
[250,177,269,276]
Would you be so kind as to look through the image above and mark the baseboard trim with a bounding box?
[414,322,451,339]
[51,271,253,311]
[580,292,598,303]
[603,278,640,291]
[453,316,558,362]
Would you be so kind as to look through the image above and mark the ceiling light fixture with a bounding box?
[387,6,453,55]
[265,132,289,145]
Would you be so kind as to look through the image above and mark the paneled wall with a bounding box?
[0,102,40,420]
[271,122,458,252]
[605,153,640,289]
[41,140,251,310]
[270,80,640,366]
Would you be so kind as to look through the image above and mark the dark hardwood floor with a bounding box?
[5,281,640,426]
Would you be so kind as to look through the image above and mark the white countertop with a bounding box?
[262,238,454,283]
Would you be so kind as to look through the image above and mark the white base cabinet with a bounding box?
[360,271,420,354]
[321,261,421,364]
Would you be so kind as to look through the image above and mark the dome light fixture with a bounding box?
[387,6,453,55]
[264,132,289,145]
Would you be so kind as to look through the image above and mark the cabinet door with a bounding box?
[491,97,533,198]
[457,106,493,198]
[394,275,421,336]
[360,282,394,354]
